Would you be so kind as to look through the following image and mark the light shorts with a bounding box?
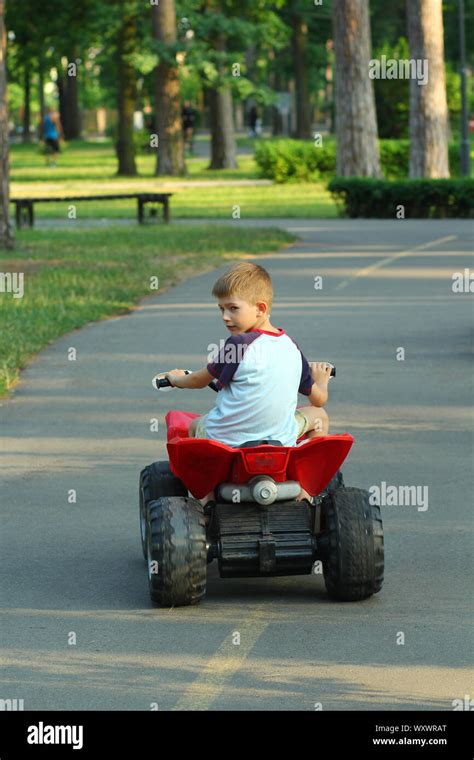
[194,408,309,441]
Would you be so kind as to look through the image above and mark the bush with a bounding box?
[254,139,336,182]
[327,178,474,218]
[379,140,463,179]
[255,138,466,182]
[379,140,409,178]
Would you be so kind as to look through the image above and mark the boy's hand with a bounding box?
[153,367,213,391]
[309,362,332,388]
[167,368,188,388]
[307,362,331,407]
[155,369,187,388]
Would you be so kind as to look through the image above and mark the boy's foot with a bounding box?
[198,490,216,508]
[296,487,312,504]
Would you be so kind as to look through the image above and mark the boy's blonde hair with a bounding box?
[211,262,273,312]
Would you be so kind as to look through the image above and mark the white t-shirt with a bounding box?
[205,328,313,447]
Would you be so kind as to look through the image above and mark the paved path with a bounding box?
[1,219,473,710]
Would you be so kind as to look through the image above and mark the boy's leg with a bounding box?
[187,415,215,511]
[297,406,329,439]
[295,407,329,502]
[188,417,199,437]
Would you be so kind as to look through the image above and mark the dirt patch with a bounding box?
[0,259,47,274]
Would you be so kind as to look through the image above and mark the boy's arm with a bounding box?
[306,362,332,407]
[161,367,214,389]
[307,383,328,407]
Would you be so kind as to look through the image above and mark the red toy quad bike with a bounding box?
[139,366,384,607]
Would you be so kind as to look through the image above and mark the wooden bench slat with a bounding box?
[11,193,172,202]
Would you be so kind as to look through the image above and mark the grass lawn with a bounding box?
[10,139,260,182]
[0,224,295,398]
[171,183,336,217]
[9,185,337,220]
[10,139,337,219]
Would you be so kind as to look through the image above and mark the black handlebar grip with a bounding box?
[155,369,191,389]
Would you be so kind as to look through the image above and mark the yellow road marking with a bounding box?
[335,235,457,291]
[172,608,269,711]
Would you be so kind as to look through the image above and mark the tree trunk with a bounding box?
[22,65,31,143]
[38,55,45,138]
[270,69,283,136]
[116,1,137,176]
[58,71,68,136]
[65,54,81,140]
[151,0,186,176]
[290,12,312,139]
[325,39,335,134]
[208,84,237,169]
[407,0,449,177]
[0,0,13,249]
[234,100,244,131]
[332,0,381,177]
[206,0,237,170]
[272,104,283,137]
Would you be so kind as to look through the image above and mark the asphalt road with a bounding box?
[1,219,473,711]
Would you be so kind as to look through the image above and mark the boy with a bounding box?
[156,262,332,505]
[42,107,63,166]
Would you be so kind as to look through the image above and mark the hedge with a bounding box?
[254,139,335,182]
[254,139,466,183]
[327,178,474,218]
[378,141,462,179]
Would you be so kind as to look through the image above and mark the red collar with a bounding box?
[254,327,285,337]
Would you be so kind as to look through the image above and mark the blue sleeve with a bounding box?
[206,333,259,389]
[206,336,243,389]
[298,350,314,396]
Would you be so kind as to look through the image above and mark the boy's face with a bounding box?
[217,295,266,334]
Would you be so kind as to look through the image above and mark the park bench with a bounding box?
[10,192,173,229]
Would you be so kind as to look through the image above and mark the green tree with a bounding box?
[333,0,381,176]
[407,0,450,177]
[116,0,138,176]
[7,0,35,141]
[152,0,186,176]
[200,0,238,169]
[47,0,97,139]
[6,0,48,139]
[271,1,334,137]
[181,0,289,168]
[373,37,410,138]
[288,0,311,138]
[0,0,13,249]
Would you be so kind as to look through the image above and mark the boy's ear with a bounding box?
[256,301,268,315]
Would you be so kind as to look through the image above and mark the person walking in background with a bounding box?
[248,105,258,137]
[181,100,197,154]
[42,107,63,166]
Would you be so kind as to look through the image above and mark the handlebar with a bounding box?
[153,363,335,392]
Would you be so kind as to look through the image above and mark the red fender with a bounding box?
[165,410,353,499]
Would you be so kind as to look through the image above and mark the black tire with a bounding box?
[147,496,207,607]
[322,487,384,601]
[139,461,187,559]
